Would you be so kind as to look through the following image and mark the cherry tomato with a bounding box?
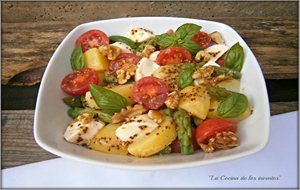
[76,30,109,52]
[196,119,237,145]
[61,68,99,95]
[166,29,174,34]
[109,53,141,75]
[156,46,192,66]
[216,58,225,66]
[192,31,212,49]
[133,76,169,110]
[170,127,199,153]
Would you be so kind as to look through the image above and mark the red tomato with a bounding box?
[196,119,237,145]
[170,127,199,153]
[216,58,225,66]
[109,53,141,75]
[75,30,109,52]
[61,68,99,95]
[133,76,169,110]
[156,46,192,66]
[166,29,174,34]
[192,31,212,49]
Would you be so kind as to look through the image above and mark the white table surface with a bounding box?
[2,111,298,188]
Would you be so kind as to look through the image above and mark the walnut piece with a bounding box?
[116,64,136,84]
[192,65,214,79]
[99,45,121,60]
[210,31,225,44]
[77,113,93,124]
[140,44,156,58]
[200,131,239,153]
[112,104,147,124]
[148,110,164,124]
[195,50,211,62]
[164,90,180,109]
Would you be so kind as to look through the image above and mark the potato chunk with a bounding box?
[106,84,135,105]
[89,123,128,155]
[178,86,210,119]
[128,116,177,157]
[84,48,109,71]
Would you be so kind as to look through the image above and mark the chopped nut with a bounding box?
[140,44,156,58]
[77,113,93,124]
[112,104,147,124]
[116,64,136,84]
[164,90,180,109]
[148,110,164,123]
[200,131,239,153]
[210,31,225,44]
[192,65,214,79]
[99,45,121,60]
[195,50,211,62]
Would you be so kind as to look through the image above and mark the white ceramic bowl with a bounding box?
[34,17,270,170]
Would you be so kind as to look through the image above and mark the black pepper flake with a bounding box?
[145,132,150,136]
[83,127,88,133]
[93,114,99,119]
[209,108,215,112]
[156,133,159,135]
[77,137,83,143]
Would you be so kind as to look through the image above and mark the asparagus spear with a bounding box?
[67,107,112,123]
[173,109,194,154]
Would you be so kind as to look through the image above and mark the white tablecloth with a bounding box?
[2,111,298,188]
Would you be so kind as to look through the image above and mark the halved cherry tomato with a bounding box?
[156,46,192,66]
[61,68,99,95]
[109,53,141,75]
[170,127,200,153]
[192,31,212,49]
[76,30,109,52]
[133,76,169,110]
[216,58,225,66]
[196,119,237,145]
[166,29,174,34]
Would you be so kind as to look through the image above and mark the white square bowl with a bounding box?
[34,17,270,170]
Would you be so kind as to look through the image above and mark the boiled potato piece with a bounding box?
[89,123,128,155]
[106,84,135,105]
[178,86,210,120]
[217,79,241,93]
[207,99,252,123]
[152,64,181,90]
[128,116,177,157]
[84,48,109,71]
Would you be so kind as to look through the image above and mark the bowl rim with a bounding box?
[34,16,271,170]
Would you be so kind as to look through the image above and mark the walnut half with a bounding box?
[112,104,147,124]
[200,131,239,153]
[148,110,164,124]
[116,64,136,84]
[99,45,121,61]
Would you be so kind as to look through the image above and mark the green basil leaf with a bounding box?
[217,93,248,118]
[89,84,129,115]
[177,66,196,89]
[156,33,177,49]
[109,35,138,49]
[178,39,202,55]
[225,42,244,72]
[208,87,233,100]
[175,23,201,40]
[70,45,85,71]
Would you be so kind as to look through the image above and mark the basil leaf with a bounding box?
[175,23,201,40]
[89,84,129,115]
[208,87,233,100]
[177,66,196,89]
[225,42,244,72]
[156,33,177,49]
[178,39,202,55]
[109,35,138,49]
[70,45,85,71]
[217,93,248,118]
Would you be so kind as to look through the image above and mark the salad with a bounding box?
[60,23,252,157]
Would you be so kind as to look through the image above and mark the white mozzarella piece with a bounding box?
[64,114,105,145]
[111,42,133,53]
[204,44,229,62]
[135,57,160,81]
[126,27,155,43]
[85,91,99,109]
[149,51,160,62]
[115,114,159,143]
[202,60,220,67]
